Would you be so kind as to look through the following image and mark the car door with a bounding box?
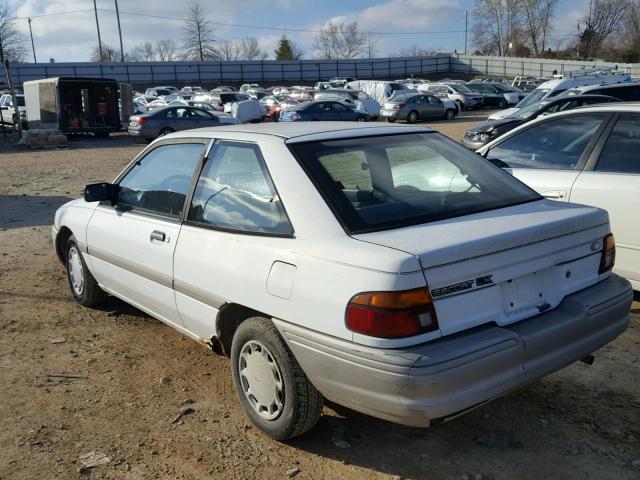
[173,140,294,340]
[484,113,610,201]
[420,95,440,117]
[85,140,207,327]
[189,108,220,128]
[330,101,353,120]
[569,114,640,288]
[0,95,10,123]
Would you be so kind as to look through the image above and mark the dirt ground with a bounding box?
[1,113,639,480]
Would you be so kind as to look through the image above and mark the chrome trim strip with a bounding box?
[174,279,226,309]
[88,246,173,289]
[77,241,89,254]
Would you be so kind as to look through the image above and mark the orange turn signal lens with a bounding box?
[599,233,616,274]
[350,288,433,309]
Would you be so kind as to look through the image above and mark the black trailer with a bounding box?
[24,77,125,136]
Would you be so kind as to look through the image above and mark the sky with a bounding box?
[10,0,591,63]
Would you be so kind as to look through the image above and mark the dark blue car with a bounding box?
[279,100,369,122]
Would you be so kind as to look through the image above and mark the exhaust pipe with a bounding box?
[580,354,595,366]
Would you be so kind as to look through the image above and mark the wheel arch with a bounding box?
[55,226,74,265]
[213,303,272,357]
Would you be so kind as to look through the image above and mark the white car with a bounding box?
[477,103,640,291]
[52,123,632,439]
[0,93,26,126]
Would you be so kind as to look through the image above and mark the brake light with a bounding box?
[598,233,616,274]
[346,288,438,338]
[393,103,406,110]
[136,117,149,125]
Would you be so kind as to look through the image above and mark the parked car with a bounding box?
[562,81,640,101]
[279,100,369,122]
[53,122,632,440]
[239,83,262,92]
[477,103,640,290]
[466,83,510,108]
[144,88,174,98]
[211,86,236,93]
[127,106,226,140]
[187,102,240,124]
[380,93,457,122]
[0,93,26,128]
[511,76,546,91]
[462,94,620,149]
[489,70,631,120]
[419,83,484,110]
[313,89,381,119]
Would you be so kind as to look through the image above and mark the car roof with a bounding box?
[164,122,433,143]
[568,82,640,91]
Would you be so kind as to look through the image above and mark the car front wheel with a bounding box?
[65,235,107,307]
[231,317,323,440]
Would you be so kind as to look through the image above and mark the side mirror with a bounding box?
[84,182,119,204]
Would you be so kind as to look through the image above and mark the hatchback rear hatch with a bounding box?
[354,200,609,336]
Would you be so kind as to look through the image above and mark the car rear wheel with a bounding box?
[444,109,455,120]
[231,317,323,440]
[387,117,396,123]
[65,235,107,307]
[498,99,507,109]
[158,127,174,137]
[356,115,366,122]
[407,111,418,124]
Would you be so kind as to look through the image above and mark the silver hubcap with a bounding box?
[238,340,284,420]
[67,246,84,296]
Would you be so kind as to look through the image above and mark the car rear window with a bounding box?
[289,133,541,233]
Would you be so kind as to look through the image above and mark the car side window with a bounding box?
[332,102,348,111]
[595,115,640,174]
[191,109,215,119]
[188,142,293,235]
[486,115,605,170]
[116,143,205,218]
[427,96,441,106]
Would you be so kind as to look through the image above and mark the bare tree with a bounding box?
[274,34,304,60]
[578,0,629,58]
[390,45,439,57]
[472,0,523,56]
[216,38,243,61]
[215,37,267,61]
[240,37,268,60]
[182,1,216,61]
[90,43,122,62]
[519,0,558,55]
[156,39,177,61]
[130,42,155,62]
[314,21,367,59]
[0,4,27,64]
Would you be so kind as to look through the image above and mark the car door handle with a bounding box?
[542,190,566,199]
[150,230,166,242]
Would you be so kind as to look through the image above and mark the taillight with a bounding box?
[346,288,438,338]
[136,117,149,125]
[393,103,406,110]
[599,233,616,274]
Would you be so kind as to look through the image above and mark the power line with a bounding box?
[14,9,95,20]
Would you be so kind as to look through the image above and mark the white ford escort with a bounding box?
[52,123,632,439]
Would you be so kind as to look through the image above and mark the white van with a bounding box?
[489,69,631,120]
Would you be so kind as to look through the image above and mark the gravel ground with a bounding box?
[1,111,639,480]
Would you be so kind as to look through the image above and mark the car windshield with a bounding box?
[449,84,473,94]
[289,133,540,234]
[516,88,551,108]
[507,100,551,120]
[156,89,171,96]
[389,94,416,103]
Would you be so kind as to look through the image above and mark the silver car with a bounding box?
[380,93,457,123]
[128,106,224,141]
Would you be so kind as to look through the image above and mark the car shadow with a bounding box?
[0,195,74,229]
[93,296,151,319]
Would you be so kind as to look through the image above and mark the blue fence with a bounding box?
[5,56,452,86]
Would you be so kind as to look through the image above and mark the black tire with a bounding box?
[444,109,455,120]
[65,235,107,307]
[407,110,418,124]
[158,127,174,137]
[356,115,366,122]
[498,99,507,109]
[386,117,397,123]
[231,317,323,440]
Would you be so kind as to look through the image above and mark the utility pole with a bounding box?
[28,18,37,63]
[114,0,125,62]
[464,10,468,55]
[197,22,203,61]
[93,0,103,62]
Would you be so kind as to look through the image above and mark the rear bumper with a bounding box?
[274,274,632,427]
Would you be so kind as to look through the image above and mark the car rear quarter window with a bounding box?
[188,142,293,235]
[596,115,640,174]
[486,114,606,170]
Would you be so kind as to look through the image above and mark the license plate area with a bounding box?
[500,271,548,316]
